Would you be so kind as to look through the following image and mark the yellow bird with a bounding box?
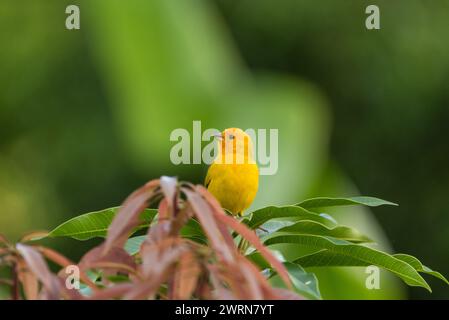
[205,128,259,216]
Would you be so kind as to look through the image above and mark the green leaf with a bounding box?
[265,234,430,291]
[274,220,372,243]
[124,235,146,255]
[47,207,157,240]
[246,252,270,270]
[125,220,208,256]
[297,196,398,210]
[294,250,449,285]
[294,249,366,267]
[394,254,449,286]
[294,250,449,287]
[180,219,207,244]
[246,251,321,300]
[270,262,321,300]
[79,270,101,297]
[106,275,131,283]
[247,206,337,230]
[245,250,285,270]
[285,262,321,300]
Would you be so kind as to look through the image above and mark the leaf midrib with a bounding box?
[50,223,151,238]
[266,234,429,289]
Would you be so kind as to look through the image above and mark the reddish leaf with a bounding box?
[169,205,194,237]
[17,258,39,300]
[146,220,171,243]
[157,198,170,221]
[196,185,292,288]
[80,244,136,274]
[56,277,83,300]
[16,244,60,299]
[195,277,213,300]
[140,237,187,278]
[209,203,292,289]
[238,256,293,299]
[236,257,267,299]
[124,256,180,300]
[171,250,201,299]
[207,265,237,300]
[36,246,97,290]
[212,256,266,299]
[194,186,239,249]
[122,281,160,300]
[37,246,74,267]
[195,185,223,213]
[183,189,235,264]
[104,179,160,252]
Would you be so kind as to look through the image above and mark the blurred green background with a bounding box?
[0,0,448,299]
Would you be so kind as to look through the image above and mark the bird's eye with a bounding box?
[229,134,235,140]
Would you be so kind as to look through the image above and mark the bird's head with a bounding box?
[214,128,255,163]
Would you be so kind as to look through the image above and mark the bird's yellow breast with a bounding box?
[205,162,259,215]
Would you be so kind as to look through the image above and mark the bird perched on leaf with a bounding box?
[205,128,259,216]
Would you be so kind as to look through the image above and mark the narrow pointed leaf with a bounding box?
[47,208,157,240]
[293,250,449,286]
[104,180,159,252]
[213,210,292,289]
[265,234,431,291]
[183,189,235,264]
[297,196,397,210]
[172,251,201,299]
[247,206,337,230]
[394,254,449,285]
[275,220,372,243]
[16,244,61,299]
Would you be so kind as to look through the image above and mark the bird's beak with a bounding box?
[213,133,223,140]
